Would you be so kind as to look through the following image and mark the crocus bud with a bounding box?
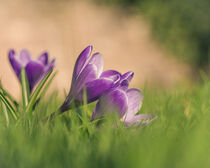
[8,49,55,91]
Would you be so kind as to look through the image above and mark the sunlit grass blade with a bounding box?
[0,91,17,120]
[0,81,19,107]
[32,71,57,110]
[38,71,57,100]
[20,68,30,108]
[25,69,53,114]
[1,103,10,126]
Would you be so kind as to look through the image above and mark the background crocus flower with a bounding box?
[9,49,55,91]
[91,79,153,127]
[59,46,121,112]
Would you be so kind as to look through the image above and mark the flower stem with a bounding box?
[42,98,78,124]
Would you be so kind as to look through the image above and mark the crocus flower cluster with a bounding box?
[8,46,153,127]
[9,49,55,91]
[59,46,152,127]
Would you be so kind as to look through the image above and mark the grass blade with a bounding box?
[0,81,19,107]
[2,103,9,126]
[0,91,17,120]
[20,68,30,108]
[32,71,57,110]
[25,69,53,114]
[38,71,57,100]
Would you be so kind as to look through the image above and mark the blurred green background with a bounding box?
[1,0,194,97]
[96,0,210,68]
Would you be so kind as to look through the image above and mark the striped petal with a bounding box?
[124,114,154,127]
[72,46,93,83]
[88,52,104,78]
[91,88,128,120]
[100,70,121,82]
[72,63,98,98]
[76,77,116,103]
[121,71,134,82]
[123,88,143,121]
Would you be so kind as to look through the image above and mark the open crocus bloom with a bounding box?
[9,49,55,91]
[91,79,153,127]
[59,46,121,112]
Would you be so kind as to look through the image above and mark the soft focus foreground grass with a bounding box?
[0,80,210,168]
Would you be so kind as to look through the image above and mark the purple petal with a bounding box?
[88,52,104,77]
[100,70,121,79]
[121,71,134,82]
[38,52,48,65]
[100,70,121,86]
[119,79,129,90]
[8,49,22,78]
[91,88,128,120]
[123,88,143,121]
[124,114,154,127]
[76,77,116,103]
[72,46,93,82]
[44,59,55,72]
[19,49,31,66]
[25,61,44,91]
[72,63,98,98]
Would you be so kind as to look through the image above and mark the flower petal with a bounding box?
[124,114,155,127]
[100,70,121,78]
[25,61,44,91]
[72,45,93,82]
[121,71,134,82]
[119,79,129,90]
[19,49,31,66]
[91,88,128,120]
[72,63,98,98]
[76,77,116,103]
[38,52,48,65]
[88,52,104,77]
[8,49,22,78]
[100,70,121,88]
[123,88,143,121]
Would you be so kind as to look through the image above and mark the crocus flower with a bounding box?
[91,79,153,127]
[59,45,122,112]
[9,49,55,91]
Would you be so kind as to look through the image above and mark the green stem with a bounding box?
[20,68,30,108]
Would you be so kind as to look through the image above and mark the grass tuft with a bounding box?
[0,80,210,168]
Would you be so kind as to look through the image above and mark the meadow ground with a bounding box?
[0,77,209,168]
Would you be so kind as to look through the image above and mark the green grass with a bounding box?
[0,79,210,168]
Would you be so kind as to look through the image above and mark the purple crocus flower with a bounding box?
[59,45,122,112]
[8,49,55,91]
[91,78,153,127]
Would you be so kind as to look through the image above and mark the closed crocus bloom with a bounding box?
[91,79,153,127]
[60,46,121,112]
[8,49,55,91]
